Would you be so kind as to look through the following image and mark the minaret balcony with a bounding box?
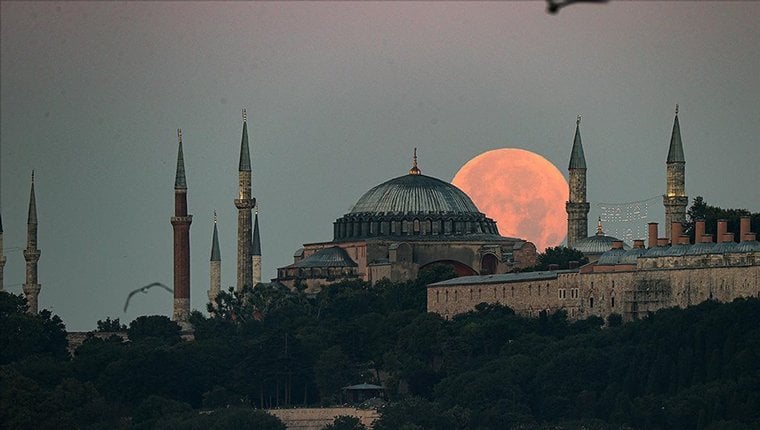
[171,215,193,225]
[234,198,256,210]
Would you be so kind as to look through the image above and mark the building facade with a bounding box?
[276,152,538,291]
[429,108,758,322]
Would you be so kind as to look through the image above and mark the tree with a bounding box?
[532,246,589,271]
[127,315,182,344]
[323,415,367,430]
[96,317,126,332]
[0,291,68,365]
[685,196,759,242]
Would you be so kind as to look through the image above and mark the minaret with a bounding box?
[235,109,255,291]
[208,211,221,310]
[0,211,6,292]
[171,129,192,324]
[251,207,261,286]
[22,171,41,314]
[663,104,687,240]
[566,115,590,249]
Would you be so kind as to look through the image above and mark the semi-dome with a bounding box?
[349,174,480,215]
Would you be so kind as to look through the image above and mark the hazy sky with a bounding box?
[1,2,758,330]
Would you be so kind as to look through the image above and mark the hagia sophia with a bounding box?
[2,106,758,326]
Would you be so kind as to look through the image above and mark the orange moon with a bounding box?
[452,148,568,252]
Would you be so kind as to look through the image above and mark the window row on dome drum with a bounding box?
[333,216,498,239]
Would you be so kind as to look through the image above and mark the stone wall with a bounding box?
[267,407,379,430]
[428,257,760,322]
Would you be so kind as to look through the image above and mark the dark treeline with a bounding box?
[1,265,759,429]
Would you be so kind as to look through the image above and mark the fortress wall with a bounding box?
[428,256,760,322]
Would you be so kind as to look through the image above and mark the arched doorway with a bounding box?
[480,253,498,275]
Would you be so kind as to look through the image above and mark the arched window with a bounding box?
[413,219,420,234]
[589,297,594,308]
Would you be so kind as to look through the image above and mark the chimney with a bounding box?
[568,260,580,269]
[717,219,728,242]
[547,263,560,271]
[648,223,658,249]
[633,239,645,249]
[722,232,734,243]
[744,233,757,242]
[695,219,705,242]
[701,234,713,243]
[679,235,690,245]
[671,222,682,246]
[657,238,669,247]
[740,216,751,242]
[612,240,624,249]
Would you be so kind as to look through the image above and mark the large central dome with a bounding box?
[349,174,481,215]
[333,157,501,241]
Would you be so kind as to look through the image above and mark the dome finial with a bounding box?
[596,217,604,236]
[409,147,421,175]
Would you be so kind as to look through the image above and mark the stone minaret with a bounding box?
[22,172,41,314]
[235,109,255,291]
[171,129,192,323]
[663,105,687,240]
[566,116,590,249]
[208,211,221,310]
[0,211,6,292]
[251,208,261,286]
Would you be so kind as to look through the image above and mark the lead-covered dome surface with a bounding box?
[349,174,481,215]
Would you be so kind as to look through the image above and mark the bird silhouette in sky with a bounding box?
[123,282,173,312]
[547,0,609,14]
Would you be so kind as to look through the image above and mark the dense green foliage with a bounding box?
[685,196,760,242]
[2,265,760,429]
[533,246,589,270]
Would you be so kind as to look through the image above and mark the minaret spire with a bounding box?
[664,104,688,239]
[208,210,221,311]
[566,116,590,249]
[171,130,193,327]
[409,148,421,175]
[0,211,5,292]
[235,109,255,291]
[251,207,261,285]
[22,171,42,314]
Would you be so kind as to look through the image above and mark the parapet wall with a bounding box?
[267,407,379,430]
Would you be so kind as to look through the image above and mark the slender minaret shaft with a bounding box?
[22,171,41,314]
[235,109,255,291]
[251,208,261,285]
[171,129,192,323]
[0,212,6,292]
[663,104,687,240]
[209,211,221,310]
[566,116,590,249]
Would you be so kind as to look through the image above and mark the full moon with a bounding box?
[452,148,568,252]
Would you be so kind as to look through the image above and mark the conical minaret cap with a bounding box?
[569,115,587,169]
[239,109,252,172]
[28,172,37,224]
[667,105,685,163]
[174,129,187,189]
[251,210,261,256]
[210,212,221,262]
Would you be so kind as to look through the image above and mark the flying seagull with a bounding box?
[123,282,173,312]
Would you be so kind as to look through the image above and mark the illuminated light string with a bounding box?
[593,195,661,244]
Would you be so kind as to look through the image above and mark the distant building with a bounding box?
[275,150,537,291]
[428,107,759,322]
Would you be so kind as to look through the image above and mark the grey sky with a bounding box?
[1,2,758,330]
